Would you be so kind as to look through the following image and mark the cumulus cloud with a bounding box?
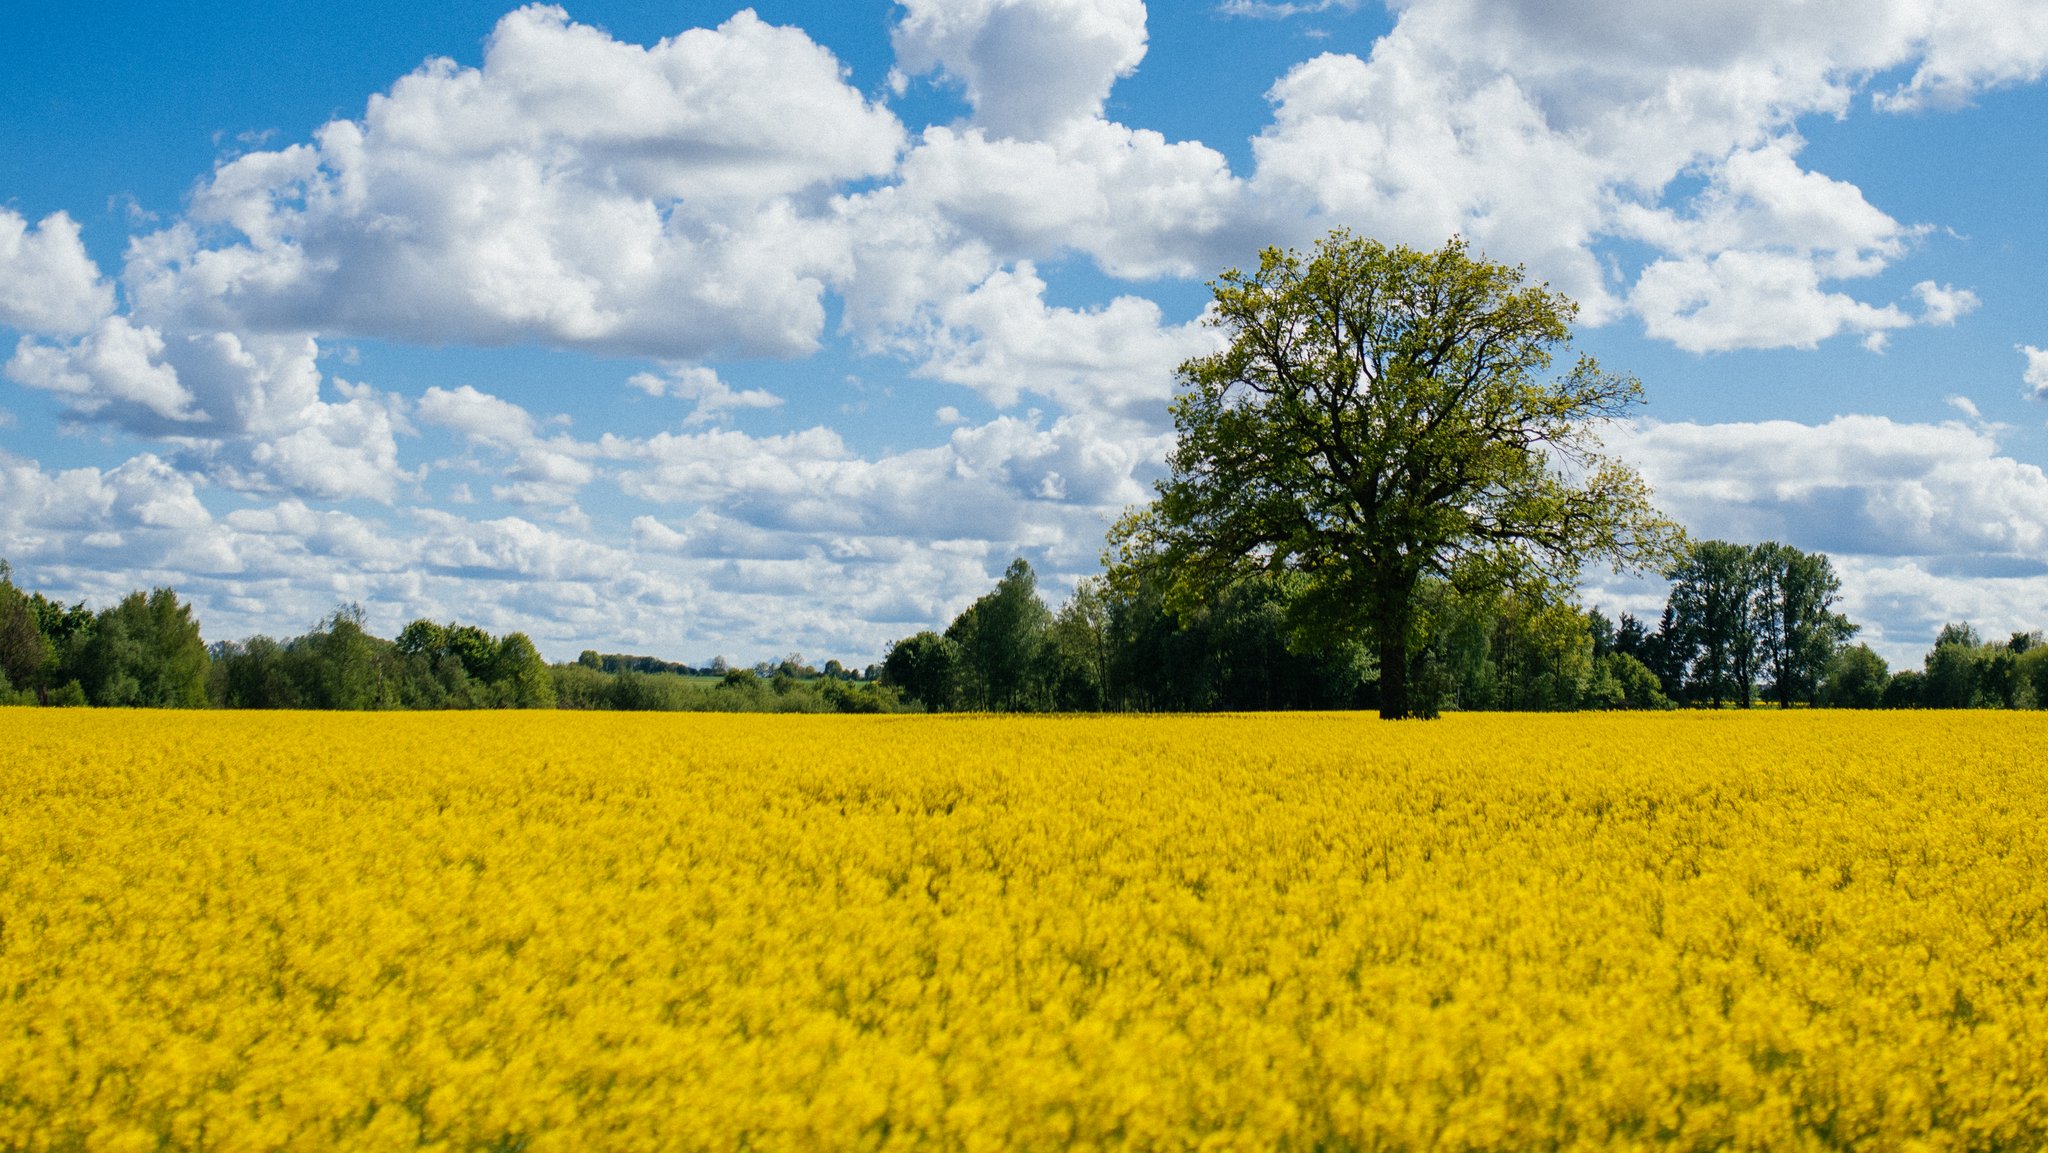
[7,317,202,425]
[122,5,904,359]
[7,324,412,502]
[416,385,594,510]
[1243,0,2029,350]
[0,210,114,337]
[1874,1,2048,111]
[2022,345,2048,401]
[892,0,1148,139]
[908,262,1218,421]
[1913,281,1979,327]
[628,366,783,425]
[1628,251,1912,353]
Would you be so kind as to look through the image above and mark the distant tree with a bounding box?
[1750,542,1856,707]
[1643,604,1688,706]
[1882,669,1925,709]
[210,635,304,709]
[882,631,961,711]
[1107,231,1678,718]
[1663,541,1761,707]
[2020,644,2048,712]
[395,618,447,659]
[1922,623,1982,709]
[491,632,556,708]
[1585,651,1672,710]
[1587,608,1617,660]
[0,562,49,696]
[1039,580,1109,711]
[78,588,210,707]
[445,624,498,682]
[293,604,398,710]
[947,559,1053,711]
[1613,613,1652,665]
[1818,644,1889,709]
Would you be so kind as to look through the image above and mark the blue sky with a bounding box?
[2,0,2045,669]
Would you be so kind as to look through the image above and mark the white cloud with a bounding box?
[1913,280,1979,326]
[909,262,1218,421]
[8,317,201,424]
[1219,0,1363,16]
[892,0,1148,139]
[0,210,114,337]
[628,366,783,425]
[2021,344,2048,401]
[417,385,594,509]
[877,119,1249,281]
[1242,0,2033,351]
[1875,1,2048,111]
[1628,251,1912,354]
[123,6,904,360]
[8,324,413,502]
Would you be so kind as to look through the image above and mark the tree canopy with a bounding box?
[1109,231,1678,718]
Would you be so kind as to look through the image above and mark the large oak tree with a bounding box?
[1109,232,1678,719]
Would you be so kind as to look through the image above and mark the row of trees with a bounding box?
[1816,624,2048,710]
[879,543,2048,715]
[2,559,902,713]
[1593,540,1857,709]
[1,562,209,707]
[881,557,1667,714]
[209,609,557,709]
[883,560,1374,713]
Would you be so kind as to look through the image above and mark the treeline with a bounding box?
[0,560,900,712]
[879,544,2048,714]
[9,549,2047,714]
[879,558,1635,713]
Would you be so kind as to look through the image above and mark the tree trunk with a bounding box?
[1371,563,1429,720]
[1377,623,1410,719]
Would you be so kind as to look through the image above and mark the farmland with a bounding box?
[3,710,2045,1150]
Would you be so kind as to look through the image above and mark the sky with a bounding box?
[2,0,2045,670]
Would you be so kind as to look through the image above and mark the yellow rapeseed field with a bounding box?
[2,709,2045,1151]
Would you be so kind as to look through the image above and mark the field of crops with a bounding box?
[3,709,2045,1150]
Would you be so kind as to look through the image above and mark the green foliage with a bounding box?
[882,631,962,712]
[1819,644,1890,709]
[1882,669,1925,709]
[1101,570,1372,712]
[947,559,1053,711]
[2021,645,2048,712]
[1038,580,1109,712]
[1109,231,1678,718]
[1662,541,1762,707]
[1659,540,1853,708]
[1922,627,1980,709]
[1415,581,1598,712]
[0,565,51,694]
[1904,626,2045,710]
[553,661,903,714]
[78,588,211,708]
[1751,542,1857,707]
[1585,652,1673,711]
[492,633,556,709]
